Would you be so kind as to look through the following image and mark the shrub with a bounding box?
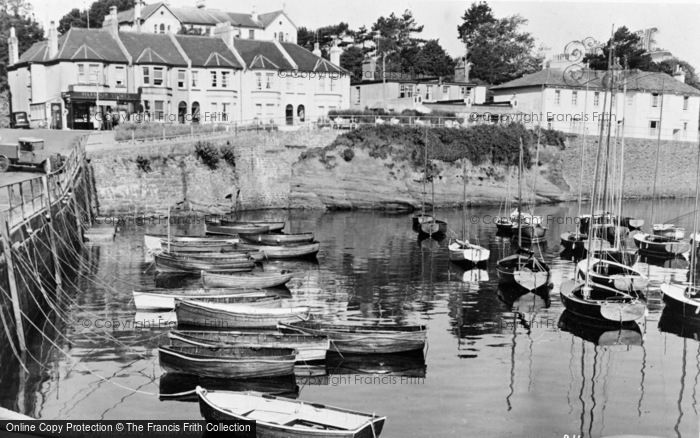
[195,141,220,169]
[221,147,236,168]
[135,155,152,173]
[342,148,354,162]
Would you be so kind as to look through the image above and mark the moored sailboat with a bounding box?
[449,161,490,266]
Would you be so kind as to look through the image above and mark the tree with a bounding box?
[584,26,653,70]
[340,46,365,80]
[412,39,455,77]
[58,8,87,34]
[56,0,134,33]
[457,1,496,43]
[0,7,44,91]
[0,0,32,16]
[466,15,542,84]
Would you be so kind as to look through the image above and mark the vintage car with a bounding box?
[0,137,48,172]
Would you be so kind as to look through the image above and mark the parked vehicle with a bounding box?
[0,137,49,172]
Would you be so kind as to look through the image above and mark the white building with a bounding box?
[7,10,348,130]
[113,0,297,43]
[491,67,700,141]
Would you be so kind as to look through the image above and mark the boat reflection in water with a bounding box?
[558,310,643,347]
[325,352,427,378]
[158,372,299,401]
[448,264,489,283]
[658,309,700,341]
[497,285,551,311]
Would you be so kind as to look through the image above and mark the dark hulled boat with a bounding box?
[559,280,645,324]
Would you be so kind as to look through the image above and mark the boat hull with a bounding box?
[660,283,700,324]
[220,220,286,232]
[560,280,646,324]
[175,300,310,328]
[496,254,551,291]
[633,233,690,257]
[202,271,294,289]
[448,241,490,265]
[240,233,315,245]
[197,389,386,438]
[133,290,279,311]
[279,322,426,354]
[418,219,447,238]
[154,253,255,274]
[159,346,295,379]
[237,242,320,259]
[169,331,330,363]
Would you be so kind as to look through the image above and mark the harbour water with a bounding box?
[1,198,699,437]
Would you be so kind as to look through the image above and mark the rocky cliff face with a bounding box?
[88,129,697,215]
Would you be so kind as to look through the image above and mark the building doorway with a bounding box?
[191,101,200,124]
[178,101,187,124]
[297,105,305,123]
[285,104,294,125]
[50,103,62,130]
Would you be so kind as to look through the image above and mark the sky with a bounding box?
[27,0,700,71]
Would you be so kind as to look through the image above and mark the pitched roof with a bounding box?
[117,3,276,29]
[492,67,700,96]
[280,42,347,74]
[174,35,242,68]
[56,28,128,63]
[18,40,49,63]
[234,39,294,70]
[119,32,187,66]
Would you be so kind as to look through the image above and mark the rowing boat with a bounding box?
[169,330,329,363]
[159,345,296,378]
[154,252,255,274]
[205,219,270,236]
[201,271,294,289]
[220,219,286,232]
[236,242,320,259]
[278,321,426,354]
[144,234,237,253]
[132,290,280,311]
[197,388,386,438]
[240,232,315,245]
[175,299,310,328]
[165,250,265,262]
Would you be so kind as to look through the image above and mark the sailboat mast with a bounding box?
[584,35,614,292]
[518,137,523,248]
[650,78,665,229]
[462,160,467,239]
[422,128,427,217]
[689,126,700,285]
[616,62,628,252]
[576,64,591,234]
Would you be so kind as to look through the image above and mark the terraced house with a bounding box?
[7,7,348,130]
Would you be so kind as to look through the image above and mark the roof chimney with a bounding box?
[48,21,58,58]
[251,3,258,22]
[312,42,321,57]
[214,22,234,47]
[8,27,18,65]
[105,6,119,36]
[134,0,143,32]
[196,0,205,9]
[673,64,686,84]
[329,40,342,66]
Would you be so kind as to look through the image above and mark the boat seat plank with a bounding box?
[246,409,296,424]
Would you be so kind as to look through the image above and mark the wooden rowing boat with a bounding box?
[237,242,320,259]
[448,239,490,265]
[175,299,310,328]
[240,232,315,245]
[201,271,294,289]
[278,321,426,354]
[154,252,255,274]
[165,250,265,262]
[145,234,237,253]
[220,219,286,232]
[197,388,386,438]
[132,290,280,311]
[159,373,299,401]
[159,345,296,378]
[169,330,330,363]
[160,240,238,253]
[205,219,270,236]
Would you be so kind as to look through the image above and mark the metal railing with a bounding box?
[1,137,87,231]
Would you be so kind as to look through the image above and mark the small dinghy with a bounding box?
[144,234,237,254]
[202,271,294,289]
[653,224,685,240]
[418,219,447,239]
[169,330,330,363]
[205,219,270,236]
[496,251,551,292]
[159,345,296,378]
[495,217,514,234]
[411,213,433,232]
[575,257,648,294]
[560,279,646,324]
[154,252,255,274]
[237,242,320,259]
[660,283,700,324]
[159,239,237,253]
[219,219,286,232]
[132,289,279,311]
[175,299,310,328]
[279,321,427,354]
[448,239,490,265]
[633,233,690,258]
[240,232,315,246]
[196,388,386,438]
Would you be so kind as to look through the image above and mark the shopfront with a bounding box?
[62,91,141,130]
